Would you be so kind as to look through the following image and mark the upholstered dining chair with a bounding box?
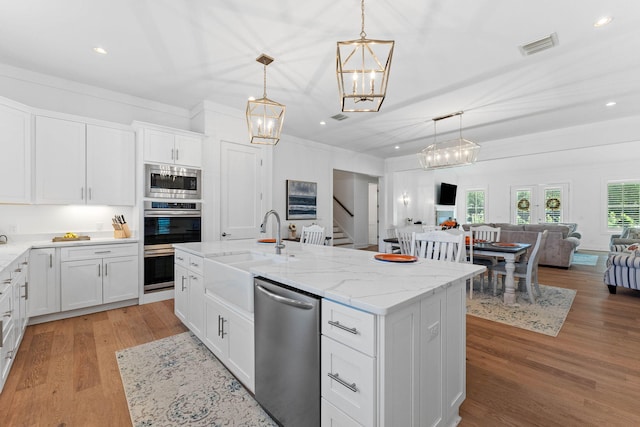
[410,230,465,263]
[300,225,325,245]
[469,225,502,294]
[493,230,548,303]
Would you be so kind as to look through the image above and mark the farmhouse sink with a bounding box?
[204,251,293,313]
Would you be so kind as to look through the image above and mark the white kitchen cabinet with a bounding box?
[0,99,32,203]
[321,281,465,427]
[35,115,135,205]
[0,250,30,393]
[60,244,138,311]
[28,248,60,317]
[141,126,203,168]
[203,292,255,392]
[174,250,204,338]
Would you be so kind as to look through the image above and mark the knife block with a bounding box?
[113,223,131,238]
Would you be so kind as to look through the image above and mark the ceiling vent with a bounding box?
[519,32,559,56]
[331,113,349,121]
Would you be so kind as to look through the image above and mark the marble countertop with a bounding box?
[0,237,139,273]
[175,240,485,315]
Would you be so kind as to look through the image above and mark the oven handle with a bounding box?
[144,211,202,217]
[144,248,175,257]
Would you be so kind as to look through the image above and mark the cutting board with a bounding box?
[52,236,91,242]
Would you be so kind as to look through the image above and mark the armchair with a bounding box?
[609,226,640,252]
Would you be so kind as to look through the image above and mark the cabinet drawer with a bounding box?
[322,299,376,356]
[0,289,12,334]
[188,255,204,275]
[321,398,363,427]
[61,243,137,261]
[321,336,375,426]
[174,250,189,268]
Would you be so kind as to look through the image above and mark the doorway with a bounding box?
[332,170,379,249]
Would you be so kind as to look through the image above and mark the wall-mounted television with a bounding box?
[438,182,457,205]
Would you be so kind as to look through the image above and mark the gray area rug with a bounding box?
[466,283,576,337]
[116,332,277,427]
[572,252,599,266]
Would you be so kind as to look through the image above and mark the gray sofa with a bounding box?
[462,223,581,268]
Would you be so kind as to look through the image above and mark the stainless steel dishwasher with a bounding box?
[254,277,320,427]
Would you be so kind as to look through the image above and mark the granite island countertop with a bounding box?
[175,239,485,315]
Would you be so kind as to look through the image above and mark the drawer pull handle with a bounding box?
[95,250,112,254]
[328,320,358,335]
[327,372,358,393]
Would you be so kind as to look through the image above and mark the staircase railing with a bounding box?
[333,196,354,217]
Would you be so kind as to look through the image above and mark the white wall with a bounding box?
[385,116,640,251]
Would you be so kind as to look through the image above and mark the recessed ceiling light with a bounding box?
[594,16,613,28]
[606,101,617,107]
[93,47,108,55]
[394,145,400,150]
[320,121,326,125]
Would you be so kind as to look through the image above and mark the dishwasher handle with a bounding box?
[256,284,315,310]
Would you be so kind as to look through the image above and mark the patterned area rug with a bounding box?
[572,252,599,266]
[116,332,277,427]
[466,284,576,337]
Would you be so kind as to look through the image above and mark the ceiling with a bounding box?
[1,0,639,159]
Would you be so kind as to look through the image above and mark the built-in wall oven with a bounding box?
[143,201,201,293]
[145,164,201,199]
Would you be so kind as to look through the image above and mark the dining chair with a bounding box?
[300,225,325,245]
[493,230,548,303]
[386,227,401,253]
[395,227,415,255]
[421,225,442,232]
[410,230,465,262]
[469,225,502,293]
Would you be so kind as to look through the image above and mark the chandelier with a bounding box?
[246,54,286,145]
[336,0,394,112]
[417,111,480,170]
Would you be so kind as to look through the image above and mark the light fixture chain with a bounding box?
[263,63,267,98]
[360,0,367,39]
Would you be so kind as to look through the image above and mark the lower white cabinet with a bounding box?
[174,250,204,338]
[0,250,29,393]
[28,248,60,316]
[60,244,138,311]
[203,292,255,392]
[321,280,465,427]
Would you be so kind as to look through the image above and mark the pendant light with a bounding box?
[417,111,480,170]
[246,54,286,145]
[336,0,394,112]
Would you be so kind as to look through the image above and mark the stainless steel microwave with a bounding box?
[145,164,201,199]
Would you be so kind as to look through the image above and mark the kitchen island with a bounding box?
[175,240,484,427]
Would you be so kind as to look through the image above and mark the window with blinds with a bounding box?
[465,190,485,223]
[608,182,640,228]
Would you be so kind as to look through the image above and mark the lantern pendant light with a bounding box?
[417,111,480,170]
[246,54,286,145]
[336,0,394,112]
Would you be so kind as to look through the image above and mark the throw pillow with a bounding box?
[623,243,640,256]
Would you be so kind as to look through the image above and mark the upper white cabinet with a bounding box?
[141,126,203,168]
[0,99,31,203]
[35,115,135,205]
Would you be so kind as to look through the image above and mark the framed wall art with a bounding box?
[286,180,317,220]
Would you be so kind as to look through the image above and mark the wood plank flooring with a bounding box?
[1,252,639,426]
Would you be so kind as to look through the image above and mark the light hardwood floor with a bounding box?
[1,252,639,426]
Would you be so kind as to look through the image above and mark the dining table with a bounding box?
[471,242,532,305]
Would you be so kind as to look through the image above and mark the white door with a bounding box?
[511,183,569,224]
[220,141,263,240]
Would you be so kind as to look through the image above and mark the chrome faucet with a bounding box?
[260,210,286,254]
